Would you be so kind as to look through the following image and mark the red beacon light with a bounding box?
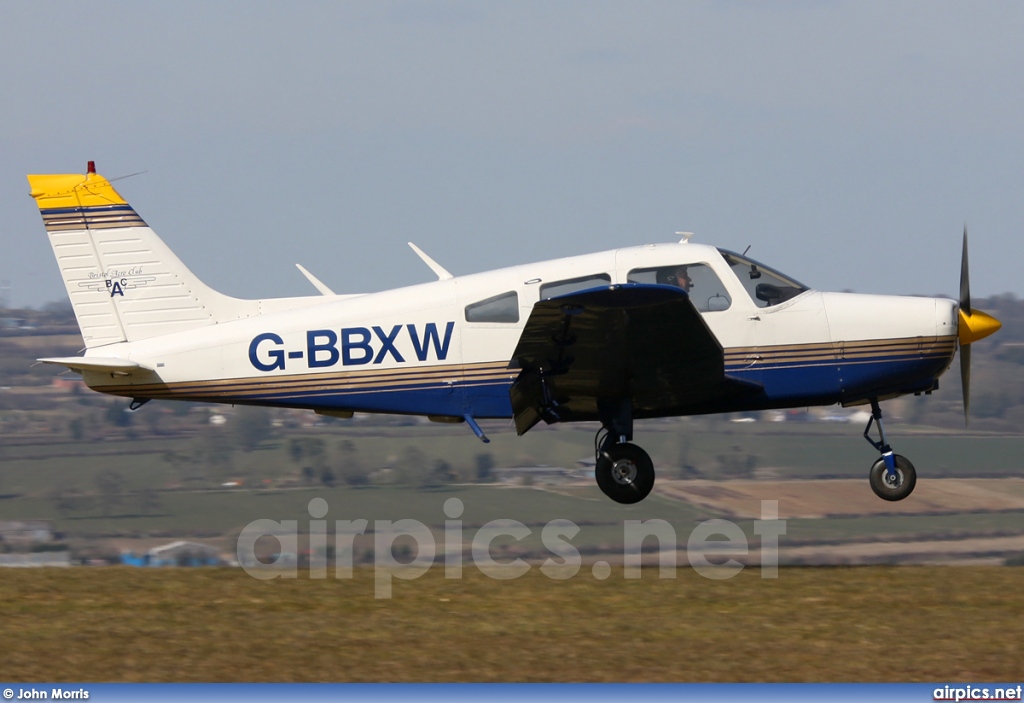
[87,161,96,174]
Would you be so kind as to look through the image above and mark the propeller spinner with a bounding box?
[958,227,1002,420]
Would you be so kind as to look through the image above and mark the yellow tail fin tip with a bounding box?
[26,171,127,210]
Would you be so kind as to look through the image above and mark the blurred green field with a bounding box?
[1,566,1021,682]
[4,476,1024,556]
[4,420,1024,493]
[4,487,1024,562]
[2,422,1024,551]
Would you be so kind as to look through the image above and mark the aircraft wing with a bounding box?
[509,284,761,435]
[37,357,152,375]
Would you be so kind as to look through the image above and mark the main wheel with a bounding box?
[595,443,655,504]
[869,454,917,501]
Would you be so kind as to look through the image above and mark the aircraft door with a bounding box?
[709,250,838,400]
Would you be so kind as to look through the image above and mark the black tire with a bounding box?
[595,443,655,504]
[869,454,917,501]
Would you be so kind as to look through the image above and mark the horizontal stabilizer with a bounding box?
[37,356,152,375]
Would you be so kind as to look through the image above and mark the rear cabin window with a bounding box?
[539,274,611,300]
[627,263,731,312]
[465,291,520,323]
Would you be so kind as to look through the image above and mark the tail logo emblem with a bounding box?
[78,270,156,297]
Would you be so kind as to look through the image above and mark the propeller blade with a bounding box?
[956,227,1001,423]
[959,226,971,423]
[960,226,971,315]
[960,342,971,423]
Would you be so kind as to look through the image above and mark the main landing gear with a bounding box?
[593,399,655,504]
[595,431,655,504]
[863,399,917,501]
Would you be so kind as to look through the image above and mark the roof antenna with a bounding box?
[742,245,752,256]
[676,231,693,244]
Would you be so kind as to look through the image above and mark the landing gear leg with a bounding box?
[863,399,917,501]
[593,399,655,504]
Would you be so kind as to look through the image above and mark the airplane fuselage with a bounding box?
[80,242,958,419]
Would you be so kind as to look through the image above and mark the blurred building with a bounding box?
[0,520,54,547]
[121,540,224,567]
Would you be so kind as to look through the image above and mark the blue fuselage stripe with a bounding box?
[119,352,951,419]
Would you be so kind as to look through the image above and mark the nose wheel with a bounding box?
[863,400,917,501]
[869,453,917,501]
[596,442,655,504]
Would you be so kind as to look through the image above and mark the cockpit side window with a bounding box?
[718,250,808,308]
[627,263,731,312]
[540,274,611,300]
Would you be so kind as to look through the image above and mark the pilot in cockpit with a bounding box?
[657,266,693,292]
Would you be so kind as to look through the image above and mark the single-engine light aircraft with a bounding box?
[29,164,1002,504]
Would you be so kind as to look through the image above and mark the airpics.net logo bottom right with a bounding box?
[237,498,787,598]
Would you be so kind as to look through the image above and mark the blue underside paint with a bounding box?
[221,353,952,420]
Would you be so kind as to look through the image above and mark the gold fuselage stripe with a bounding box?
[92,336,957,401]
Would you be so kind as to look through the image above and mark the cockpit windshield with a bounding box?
[718,249,809,308]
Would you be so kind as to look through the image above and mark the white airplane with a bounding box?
[28,163,1002,504]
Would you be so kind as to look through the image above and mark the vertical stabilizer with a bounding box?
[28,166,250,348]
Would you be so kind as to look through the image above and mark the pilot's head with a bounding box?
[657,266,692,291]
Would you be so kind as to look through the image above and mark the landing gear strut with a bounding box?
[863,399,917,501]
[593,400,655,504]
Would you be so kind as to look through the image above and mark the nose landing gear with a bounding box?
[863,399,917,501]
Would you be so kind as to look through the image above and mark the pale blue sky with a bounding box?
[3,1,1023,307]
